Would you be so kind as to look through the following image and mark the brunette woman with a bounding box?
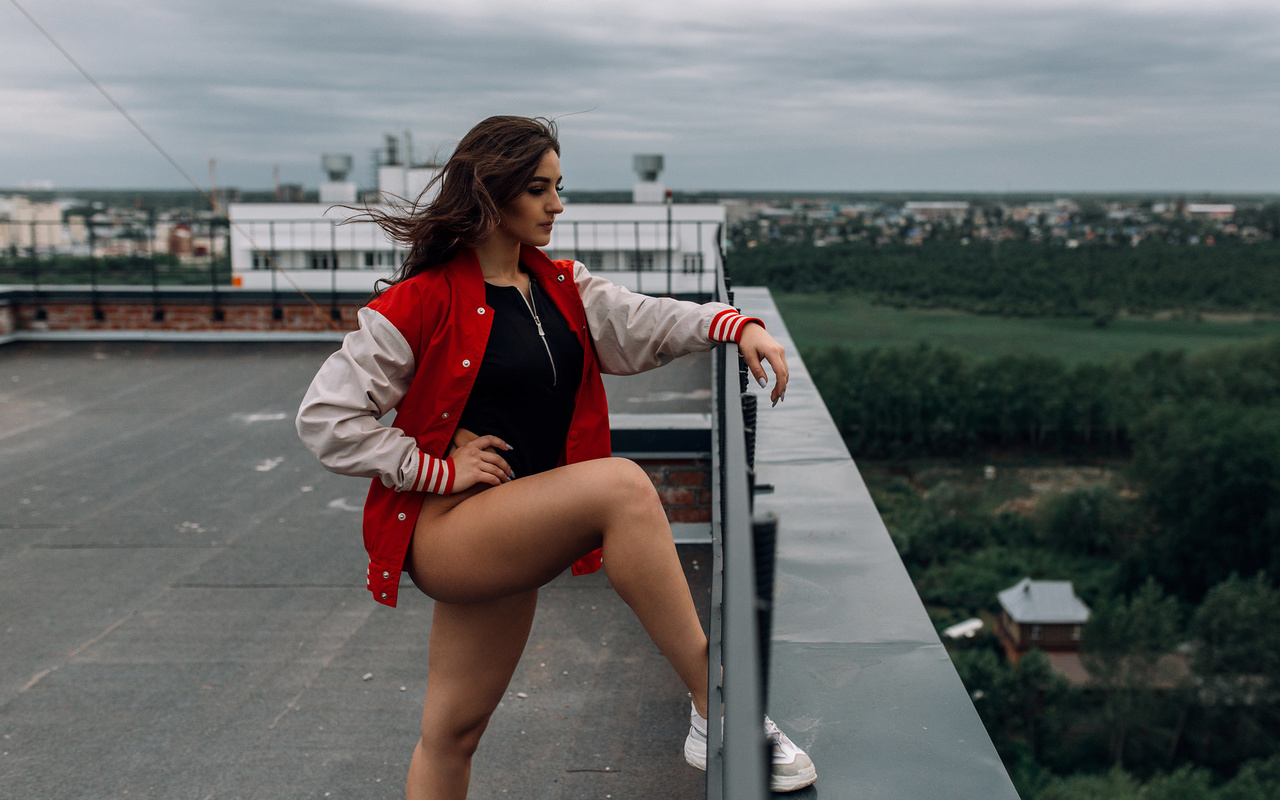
[297,116,816,798]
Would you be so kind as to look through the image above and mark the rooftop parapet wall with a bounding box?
[735,286,1020,799]
[0,287,360,341]
[0,283,716,342]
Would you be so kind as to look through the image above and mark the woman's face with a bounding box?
[498,148,564,248]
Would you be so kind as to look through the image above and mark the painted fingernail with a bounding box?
[757,376,767,388]
[506,444,515,450]
[772,397,778,408]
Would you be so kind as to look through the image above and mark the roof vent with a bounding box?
[632,154,666,204]
[321,154,353,182]
[633,154,664,182]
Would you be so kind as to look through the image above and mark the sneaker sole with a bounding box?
[771,762,818,793]
[687,743,817,793]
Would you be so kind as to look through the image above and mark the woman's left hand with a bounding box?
[447,426,481,456]
[738,322,789,406]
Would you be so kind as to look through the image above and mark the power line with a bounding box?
[7,0,344,331]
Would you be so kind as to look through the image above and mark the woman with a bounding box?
[297,115,816,798]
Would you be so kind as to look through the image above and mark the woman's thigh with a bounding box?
[406,457,663,604]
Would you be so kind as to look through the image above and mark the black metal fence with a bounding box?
[225,215,723,295]
[0,215,231,291]
[706,244,777,800]
[544,218,720,296]
[1,214,721,291]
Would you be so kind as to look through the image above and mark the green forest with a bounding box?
[753,241,1280,798]
[775,293,1280,364]
[733,239,1280,319]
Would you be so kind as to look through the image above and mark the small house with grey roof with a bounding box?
[996,578,1091,663]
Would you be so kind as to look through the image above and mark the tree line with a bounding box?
[730,240,1280,318]
[809,338,1280,462]
[816,338,1280,600]
[0,253,230,286]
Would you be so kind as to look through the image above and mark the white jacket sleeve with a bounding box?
[296,306,454,494]
[574,261,760,375]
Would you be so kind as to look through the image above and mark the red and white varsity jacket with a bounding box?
[296,244,759,607]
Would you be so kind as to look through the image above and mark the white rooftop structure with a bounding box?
[902,201,971,221]
[1187,204,1236,218]
[998,578,1091,625]
[632,154,666,204]
[228,149,724,295]
[903,201,970,211]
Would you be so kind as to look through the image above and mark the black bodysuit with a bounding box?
[457,272,584,479]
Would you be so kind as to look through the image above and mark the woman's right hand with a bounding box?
[448,433,515,492]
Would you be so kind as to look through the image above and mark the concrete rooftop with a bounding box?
[0,340,708,798]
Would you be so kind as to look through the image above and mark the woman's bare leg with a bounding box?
[403,457,709,798]
[406,590,537,800]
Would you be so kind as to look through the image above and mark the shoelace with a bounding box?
[763,717,784,747]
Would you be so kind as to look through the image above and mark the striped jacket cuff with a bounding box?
[708,309,763,344]
[412,452,456,495]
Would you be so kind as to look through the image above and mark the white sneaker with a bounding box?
[684,702,818,793]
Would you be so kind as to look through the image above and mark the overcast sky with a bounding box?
[2,0,1278,193]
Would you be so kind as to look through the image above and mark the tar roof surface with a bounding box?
[0,340,707,798]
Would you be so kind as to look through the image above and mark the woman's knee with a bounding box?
[598,457,656,499]
[599,458,666,524]
[421,713,491,760]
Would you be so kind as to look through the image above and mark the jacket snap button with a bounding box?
[381,592,388,599]
[557,275,565,282]
[462,359,471,368]
[382,571,390,580]
[397,512,406,521]
[441,412,450,419]
[477,307,485,315]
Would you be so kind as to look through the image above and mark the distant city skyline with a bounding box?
[2,0,1278,193]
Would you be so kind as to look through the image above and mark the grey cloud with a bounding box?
[1,1,1278,190]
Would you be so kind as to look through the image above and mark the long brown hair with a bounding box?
[364,116,560,292]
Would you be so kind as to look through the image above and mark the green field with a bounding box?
[775,292,1280,363]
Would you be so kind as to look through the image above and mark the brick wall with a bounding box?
[636,457,712,523]
[10,296,363,333]
[0,299,13,337]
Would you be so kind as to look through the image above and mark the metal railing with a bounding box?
[0,216,230,283]
[0,215,232,322]
[226,216,723,294]
[706,245,776,800]
[543,218,721,296]
[1,213,724,324]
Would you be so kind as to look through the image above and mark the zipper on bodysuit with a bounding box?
[519,286,557,387]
